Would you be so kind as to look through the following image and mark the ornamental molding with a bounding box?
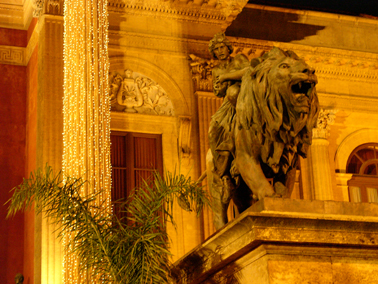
[0,45,24,65]
[318,92,378,114]
[109,31,378,83]
[0,1,33,29]
[110,32,378,84]
[229,39,378,83]
[108,0,248,28]
[185,37,378,89]
[0,19,40,66]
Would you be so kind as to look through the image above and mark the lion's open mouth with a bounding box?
[291,81,314,97]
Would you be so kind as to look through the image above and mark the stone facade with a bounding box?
[1,1,378,283]
[174,198,378,284]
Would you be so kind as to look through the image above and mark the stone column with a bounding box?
[311,109,336,200]
[62,0,110,282]
[28,2,65,284]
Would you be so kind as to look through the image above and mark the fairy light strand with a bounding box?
[62,0,111,282]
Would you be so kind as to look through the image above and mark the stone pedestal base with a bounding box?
[173,198,378,284]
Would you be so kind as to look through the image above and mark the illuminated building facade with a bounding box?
[1,0,378,283]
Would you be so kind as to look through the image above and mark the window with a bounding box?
[346,143,378,203]
[110,131,163,217]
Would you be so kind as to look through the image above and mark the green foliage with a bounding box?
[6,165,210,284]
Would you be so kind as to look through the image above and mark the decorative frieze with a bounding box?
[109,69,175,116]
[108,0,248,27]
[230,40,378,82]
[109,31,378,84]
[0,46,24,65]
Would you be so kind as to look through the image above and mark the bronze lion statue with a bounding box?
[207,47,319,229]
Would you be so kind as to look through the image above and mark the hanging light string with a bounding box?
[63,0,111,281]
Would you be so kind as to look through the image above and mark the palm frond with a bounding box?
[6,165,210,284]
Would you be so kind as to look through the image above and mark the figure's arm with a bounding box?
[217,66,249,83]
[217,54,251,83]
[212,69,228,98]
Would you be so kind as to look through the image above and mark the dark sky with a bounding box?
[248,0,378,18]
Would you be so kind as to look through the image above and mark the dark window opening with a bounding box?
[110,131,163,220]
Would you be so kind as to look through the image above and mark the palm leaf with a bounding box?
[6,165,210,284]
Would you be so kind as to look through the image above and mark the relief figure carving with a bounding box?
[109,69,174,116]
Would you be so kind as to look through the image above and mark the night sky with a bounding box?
[248,0,378,18]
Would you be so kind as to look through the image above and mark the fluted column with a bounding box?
[311,109,336,200]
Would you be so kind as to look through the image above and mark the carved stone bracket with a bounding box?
[313,109,337,139]
[179,116,192,159]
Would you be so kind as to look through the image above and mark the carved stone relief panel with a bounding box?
[313,109,337,139]
[109,69,175,116]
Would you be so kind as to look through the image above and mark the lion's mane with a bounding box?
[236,47,319,174]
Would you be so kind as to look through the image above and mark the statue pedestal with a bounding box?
[173,198,378,283]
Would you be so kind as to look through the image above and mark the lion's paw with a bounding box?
[274,182,289,197]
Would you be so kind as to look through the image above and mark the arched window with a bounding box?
[347,143,378,203]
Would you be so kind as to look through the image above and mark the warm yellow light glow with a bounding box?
[63,0,110,281]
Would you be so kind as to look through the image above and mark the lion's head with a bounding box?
[237,47,319,174]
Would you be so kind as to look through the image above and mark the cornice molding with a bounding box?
[318,92,378,114]
[0,0,61,29]
[0,3,24,29]
[109,31,378,83]
[246,3,378,26]
[108,0,248,29]
[229,38,378,83]
[0,0,33,29]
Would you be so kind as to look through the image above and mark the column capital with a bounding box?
[32,0,44,17]
[189,54,214,93]
[33,0,64,17]
[313,109,337,139]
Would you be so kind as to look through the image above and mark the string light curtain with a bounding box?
[62,0,111,282]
